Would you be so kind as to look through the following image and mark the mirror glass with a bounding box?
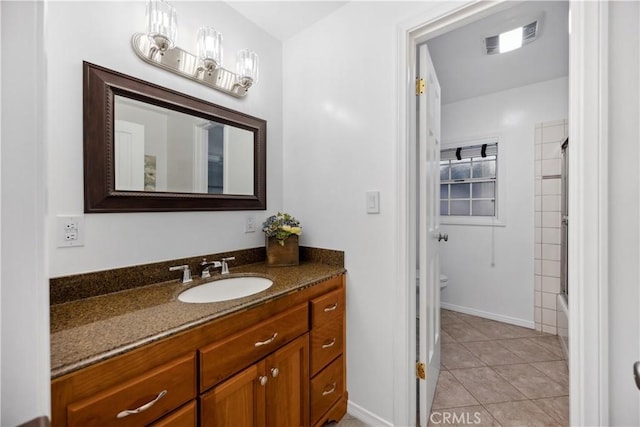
[114,96,254,195]
[83,62,266,213]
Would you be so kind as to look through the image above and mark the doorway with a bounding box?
[396,1,610,426]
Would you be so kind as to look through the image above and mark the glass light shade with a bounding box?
[146,0,177,50]
[197,27,223,70]
[236,49,259,86]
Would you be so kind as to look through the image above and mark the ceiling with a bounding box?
[225,1,568,104]
[426,1,569,104]
[226,1,348,41]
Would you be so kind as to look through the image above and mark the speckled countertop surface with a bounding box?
[50,261,345,379]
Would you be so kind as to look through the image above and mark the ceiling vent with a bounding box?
[485,21,539,55]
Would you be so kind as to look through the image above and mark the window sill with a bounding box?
[441,216,506,227]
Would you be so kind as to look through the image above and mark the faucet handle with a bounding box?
[220,257,235,274]
[200,258,221,278]
[169,264,193,284]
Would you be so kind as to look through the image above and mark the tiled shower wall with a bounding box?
[534,119,568,334]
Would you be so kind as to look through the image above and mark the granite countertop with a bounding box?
[50,261,345,379]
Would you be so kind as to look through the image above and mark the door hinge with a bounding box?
[416,361,426,380]
[415,78,425,96]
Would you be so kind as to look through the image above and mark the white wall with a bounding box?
[607,2,640,424]
[282,2,462,424]
[438,77,568,325]
[1,2,50,425]
[47,1,283,277]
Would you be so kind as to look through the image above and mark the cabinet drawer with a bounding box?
[310,287,344,328]
[67,353,196,427]
[149,401,197,427]
[310,318,343,376]
[311,355,344,425]
[200,303,308,392]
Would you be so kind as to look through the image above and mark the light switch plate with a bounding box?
[366,191,380,214]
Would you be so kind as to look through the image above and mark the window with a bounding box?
[440,142,498,218]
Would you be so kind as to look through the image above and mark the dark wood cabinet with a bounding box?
[201,334,309,427]
[52,274,346,427]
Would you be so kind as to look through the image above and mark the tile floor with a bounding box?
[327,413,369,427]
[429,309,568,426]
[328,309,568,427]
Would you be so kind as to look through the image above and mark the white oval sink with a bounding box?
[178,276,273,303]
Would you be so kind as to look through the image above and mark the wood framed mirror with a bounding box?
[83,61,266,212]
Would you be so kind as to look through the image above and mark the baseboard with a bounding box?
[347,400,393,427]
[440,302,535,329]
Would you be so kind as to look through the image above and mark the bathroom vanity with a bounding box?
[50,252,346,427]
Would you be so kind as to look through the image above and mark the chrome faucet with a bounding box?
[200,258,222,279]
[169,264,193,284]
[220,257,235,274]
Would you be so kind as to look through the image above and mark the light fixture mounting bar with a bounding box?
[131,33,249,98]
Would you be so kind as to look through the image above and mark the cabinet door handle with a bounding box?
[322,338,336,349]
[254,332,278,347]
[324,303,338,312]
[116,390,167,419]
[259,375,268,386]
[270,367,279,378]
[322,382,337,396]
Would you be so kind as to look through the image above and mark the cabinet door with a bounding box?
[266,334,310,427]
[149,401,197,427]
[200,362,267,427]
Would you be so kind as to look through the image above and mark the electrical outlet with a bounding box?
[245,215,257,233]
[57,215,85,247]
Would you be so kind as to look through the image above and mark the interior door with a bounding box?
[114,120,145,191]
[417,42,442,427]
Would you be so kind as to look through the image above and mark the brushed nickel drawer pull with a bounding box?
[324,303,338,312]
[116,390,167,418]
[322,382,337,396]
[259,375,268,386]
[271,367,280,378]
[255,332,278,347]
[322,338,337,349]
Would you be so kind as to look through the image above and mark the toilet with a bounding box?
[440,274,448,290]
[416,273,449,317]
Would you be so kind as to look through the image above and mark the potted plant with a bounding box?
[262,212,302,266]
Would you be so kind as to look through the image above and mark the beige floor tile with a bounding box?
[468,319,525,339]
[326,413,371,427]
[500,323,545,339]
[428,405,500,427]
[462,340,526,366]
[531,360,569,389]
[443,323,492,343]
[432,370,480,409]
[492,363,567,399]
[449,367,526,404]
[497,338,563,362]
[533,396,569,425]
[441,343,486,369]
[453,312,482,323]
[528,335,566,359]
[485,400,561,426]
[441,330,456,344]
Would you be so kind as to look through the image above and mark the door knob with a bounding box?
[634,361,640,390]
[437,233,448,242]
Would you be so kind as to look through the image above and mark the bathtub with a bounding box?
[557,293,569,361]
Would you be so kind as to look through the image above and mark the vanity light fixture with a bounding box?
[485,20,539,55]
[132,0,259,97]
